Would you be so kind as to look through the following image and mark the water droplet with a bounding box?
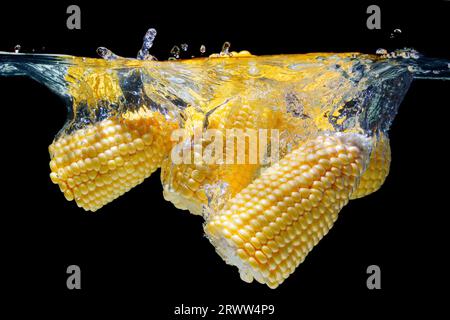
[200,45,206,54]
[14,44,21,53]
[221,42,231,55]
[137,28,157,60]
[181,43,188,51]
[390,28,402,39]
[170,45,180,59]
[376,48,387,55]
[96,47,118,60]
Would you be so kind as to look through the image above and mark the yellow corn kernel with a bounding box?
[49,108,178,211]
[351,133,391,199]
[205,133,368,288]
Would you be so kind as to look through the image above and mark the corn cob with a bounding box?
[49,108,178,211]
[66,60,123,108]
[161,102,278,215]
[205,133,369,288]
[350,133,390,199]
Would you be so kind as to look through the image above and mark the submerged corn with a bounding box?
[351,133,391,199]
[161,101,279,215]
[205,133,368,288]
[49,108,178,211]
[4,46,417,289]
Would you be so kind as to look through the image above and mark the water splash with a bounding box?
[14,44,21,53]
[96,47,119,60]
[390,28,402,39]
[200,45,206,54]
[137,28,157,60]
[181,43,188,52]
[0,37,449,289]
[170,45,180,59]
[221,42,230,55]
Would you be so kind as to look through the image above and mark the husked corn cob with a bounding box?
[205,133,368,288]
[49,108,178,211]
[350,133,391,199]
[66,61,123,107]
[161,102,278,215]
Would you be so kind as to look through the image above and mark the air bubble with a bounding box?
[200,45,206,54]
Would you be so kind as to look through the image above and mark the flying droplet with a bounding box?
[137,28,157,60]
[96,47,118,60]
[181,43,188,51]
[200,45,206,54]
[14,44,21,53]
[221,42,231,55]
[390,28,402,39]
[170,45,180,59]
[376,48,387,55]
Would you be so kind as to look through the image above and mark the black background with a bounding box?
[0,0,449,317]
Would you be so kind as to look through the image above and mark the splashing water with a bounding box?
[0,30,449,289]
[221,41,231,55]
[376,48,387,55]
[96,47,119,60]
[137,28,157,60]
[390,28,402,39]
[170,45,180,59]
[200,44,206,54]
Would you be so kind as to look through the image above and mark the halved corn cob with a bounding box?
[49,108,178,211]
[161,102,278,215]
[205,133,369,288]
[351,133,391,199]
